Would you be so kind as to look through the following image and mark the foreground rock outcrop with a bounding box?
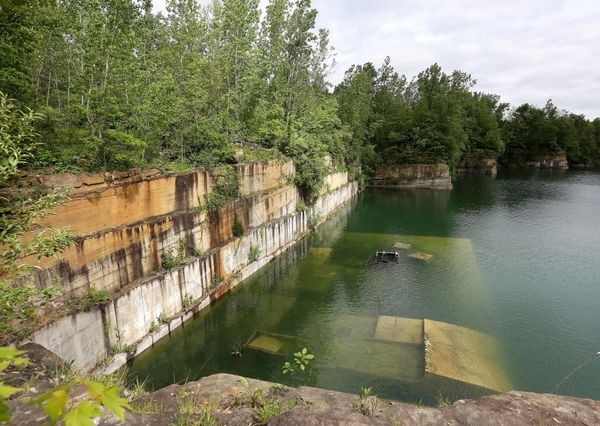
[8,371,599,425]
[4,345,598,425]
[124,374,599,425]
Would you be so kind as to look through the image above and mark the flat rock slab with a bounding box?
[328,336,424,381]
[328,315,377,340]
[393,242,412,249]
[374,316,423,345]
[111,373,600,426]
[409,252,434,262]
[424,319,511,392]
[246,331,305,356]
[247,334,283,354]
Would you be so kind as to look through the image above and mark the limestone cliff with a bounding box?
[18,161,357,372]
[370,164,452,189]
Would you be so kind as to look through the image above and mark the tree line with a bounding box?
[1,0,599,180]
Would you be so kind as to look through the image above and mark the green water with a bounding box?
[128,170,600,404]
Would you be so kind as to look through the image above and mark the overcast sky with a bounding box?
[153,0,600,118]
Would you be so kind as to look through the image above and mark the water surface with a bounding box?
[128,170,600,404]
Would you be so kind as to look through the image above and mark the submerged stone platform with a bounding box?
[247,314,511,394]
[424,319,512,392]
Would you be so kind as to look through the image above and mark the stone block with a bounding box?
[409,252,434,262]
[374,316,423,345]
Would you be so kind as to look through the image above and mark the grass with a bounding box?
[435,392,451,407]
[355,386,379,416]
[233,378,282,424]
[248,245,261,263]
[174,391,220,426]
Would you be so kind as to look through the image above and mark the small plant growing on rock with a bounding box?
[435,392,450,407]
[123,344,135,358]
[248,245,261,263]
[232,212,244,237]
[157,312,169,325]
[211,275,221,289]
[295,202,308,213]
[355,386,378,416]
[161,238,189,270]
[82,286,109,311]
[149,320,159,334]
[182,293,194,309]
[234,378,281,424]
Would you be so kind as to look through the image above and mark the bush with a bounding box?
[293,152,326,204]
[248,245,261,263]
[82,286,110,311]
[201,166,240,213]
[232,212,244,237]
[161,238,188,269]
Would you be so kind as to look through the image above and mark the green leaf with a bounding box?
[0,348,27,368]
[86,381,131,421]
[301,348,307,355]
[304,354,314,360]
[0,383,21,399]
[0,400,10,423]
[299,364,305,371]
[63,401,101,426]
[34,387,70,423]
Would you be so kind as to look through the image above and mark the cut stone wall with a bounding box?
[27,168,358,371]
[370,164,452,189]
[457,154,497,175]
[526,151,569,169]
[24,162,297,297]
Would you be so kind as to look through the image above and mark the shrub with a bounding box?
[232,212,244,237]
[82,286,110,311]
[295,202,308,213]
[248,245,261,263]
[161,238,188,269]
[355,386,378,416]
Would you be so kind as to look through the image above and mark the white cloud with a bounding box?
[153,0,600,117]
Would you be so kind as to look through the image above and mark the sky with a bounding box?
[153,0,600,118]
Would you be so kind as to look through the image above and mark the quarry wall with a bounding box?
[369,164,453,189]
[23,162,357,371]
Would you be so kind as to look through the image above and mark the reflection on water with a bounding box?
[128,170,600,404]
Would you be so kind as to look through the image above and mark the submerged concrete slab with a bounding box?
[328,315,377,340]
[409,252,434,262]
[424,319,511,392]
[330,336,424,382]
[246,331,306,356]
[393,242,412,250]
[374,316,423,345]
[247,334,283,354]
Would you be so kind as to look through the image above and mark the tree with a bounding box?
[0,0,36,103]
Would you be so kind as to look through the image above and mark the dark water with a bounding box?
[128,170,600,404]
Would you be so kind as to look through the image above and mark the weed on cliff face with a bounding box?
[248,245,261,263]
[161,238,189,270]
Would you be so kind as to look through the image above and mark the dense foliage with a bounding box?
[1,0,599,179]
[334,59,600,170]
